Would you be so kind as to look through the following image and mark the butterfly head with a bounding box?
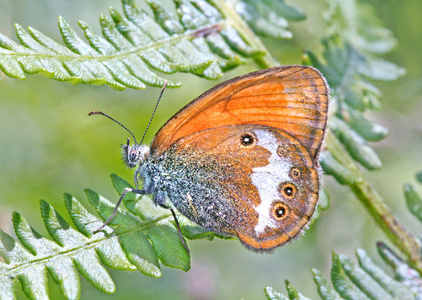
[122,138,150,168]
[88,110,151,168]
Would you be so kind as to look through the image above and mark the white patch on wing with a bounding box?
[251,129,292,235]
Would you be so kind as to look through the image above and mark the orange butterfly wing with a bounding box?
[160,124,319,251]
[151,65,329,159]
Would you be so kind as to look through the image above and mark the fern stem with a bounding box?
[350,182,422,272]
[215,0,280,68]
[326,132,422,273]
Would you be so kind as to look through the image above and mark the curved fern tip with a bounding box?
[310,268,319,275]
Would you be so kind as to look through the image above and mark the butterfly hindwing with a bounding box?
[156,124,319,252]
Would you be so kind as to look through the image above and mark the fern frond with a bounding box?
[0,174,217,299]
[404,173,422,223]
[265,246,416,300]
[265,171,422,299]
[303,0,405,176]
[377,242,422,296]
[235,0,306,39]
[0,0,277,90]
[303,0,422,276]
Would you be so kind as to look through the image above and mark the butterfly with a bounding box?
[90,65,329,253]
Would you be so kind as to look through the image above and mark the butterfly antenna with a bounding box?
[139,81,168,145]
[88,111,138,145]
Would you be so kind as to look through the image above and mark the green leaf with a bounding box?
[236,0,305,39]
[320,151,356,185]
[339,254,392,299]
[180,225,214,240]
[404,183,422,222]
[417,171,422,184]
[118,230,161,277]
[144,225,190,271]
[0,0,271,89]
[268,246,415,300]
[262,0,306,21]
[330,116,381,170]
[265,286,289,300]
[285,280,312,300]
[343,105,389,142]
[325,0,398,54]
[305,0,405,181]
[358,56,406,81]
[310,187,331,222]
[356,248,414,300]
[377,242,422,296]
[312,268,341,300]
[319,188,330,211]
[0,174,221,299]
[264,282,312,300]
[331,252,370,299]
[178,217,215,240]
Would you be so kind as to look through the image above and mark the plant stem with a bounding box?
[350,182,422,272]
[326,132,422,273]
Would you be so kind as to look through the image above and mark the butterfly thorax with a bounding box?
[136,155,168,197]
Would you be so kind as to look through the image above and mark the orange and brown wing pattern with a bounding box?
[151,65,329,159]
[162,124,319,252]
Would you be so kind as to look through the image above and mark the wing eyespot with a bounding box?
[277,145,285,156]
[291,167,301,179]
[279,182,297,199]
[272,202,289,220]
[240,132,256,147]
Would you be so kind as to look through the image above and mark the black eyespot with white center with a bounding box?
[291,167,301,179]
[279,182,297,199]
[285,186,293,196]
[272,202,289,220]
[275,206,286,218]
[240,132,255,147]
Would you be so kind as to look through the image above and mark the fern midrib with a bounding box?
[1,22,227,61]
[2,213,171,275]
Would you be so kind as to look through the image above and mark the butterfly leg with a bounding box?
[94,187,147,233]
[158,202,190,255]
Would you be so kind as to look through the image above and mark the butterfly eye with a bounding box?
[240,132,255,147]
[279,183,297,199]
[272,202,289,220]
[130,150,139,161]
[291,167,301,179]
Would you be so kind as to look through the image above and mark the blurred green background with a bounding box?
[0,0,421,299]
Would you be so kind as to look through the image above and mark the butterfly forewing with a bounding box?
[151,65,329,159]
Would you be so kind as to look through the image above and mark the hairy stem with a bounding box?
[351,182,422,272]
[326,132,422,273]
